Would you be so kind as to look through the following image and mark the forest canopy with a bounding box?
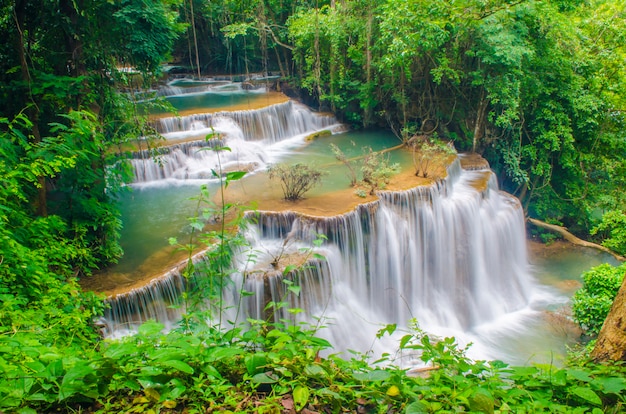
[195,0,626,232]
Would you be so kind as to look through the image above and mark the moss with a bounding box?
[305,129,332,141]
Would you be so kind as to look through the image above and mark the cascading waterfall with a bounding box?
[102,157,540,362]
[130,137,225,183]
[130,101,340,184]
[236,159,535,361]
[155,101,338,140]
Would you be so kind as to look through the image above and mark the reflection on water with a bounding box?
[529,239,620,295]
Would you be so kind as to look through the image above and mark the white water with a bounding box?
[230,160,548,364]
[103,84,564,366]
[103,157,557,365]
[130,101,341,185]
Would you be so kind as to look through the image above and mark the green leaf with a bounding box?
[207,346,244,362]
[567,369,593,383]
[376,323,397,339]
[304,364,327,378]
[293,385,310,411]
[251,372,278,384]
[399,334,413,349]
[160,359,194,374]
[593,376,626,394]
[226,171,246,181]
[138,366,163,376]
[572,386,602,406]
[138,321,164,337]
[353,369,391,382]
[469,388,494,413]
[245,353,268,375]
[104,342,138,360]
[288,285,301,296]
[405,400,429,413]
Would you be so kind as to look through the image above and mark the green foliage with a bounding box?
[0,115,107,411]
[267,163,325,201]
[283,0,626,233]
[5,312,626,413]
[4,159,626,412]
[411,136,457,178]
[361,147,400,194]
[112,0,185,74]
[572,263,626,336]
[591,210,626,255]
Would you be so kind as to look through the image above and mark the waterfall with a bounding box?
[102,158,538,362]
[155,101,338,141]
[130,102,340,185]
[239,160,533,359]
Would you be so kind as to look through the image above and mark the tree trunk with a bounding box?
[313,3,323,106]
[472,91,488,153]
[527,218,626,262]
[363,2,373,127]
[591,275,626,362]
[14,0,46,216]
[189,0,201,79]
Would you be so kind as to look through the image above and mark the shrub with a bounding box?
[591,210,626,255]
[572,263,626,335]
[410,136,457,178]
[330,142,358,186]
[361,148,400,194]
[267,163,325,201]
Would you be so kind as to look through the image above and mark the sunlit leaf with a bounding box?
[293,385,310,410]
[161,359,194,374]
[226,171,246,181]
[593,376,626,394]
[572,386,602,406]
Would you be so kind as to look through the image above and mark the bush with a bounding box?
[572,263,626,335]
[361,148,400,194]
[267,163,324,201]
[591,210,626,255]
[410,136,456,178]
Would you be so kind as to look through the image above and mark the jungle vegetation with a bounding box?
[1,0,626,412]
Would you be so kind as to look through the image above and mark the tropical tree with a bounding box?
[0,0,184,269]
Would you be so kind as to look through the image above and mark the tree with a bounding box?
[0,0,184,270]
[410,137,456,178]
[591,211,626,256]
[591,275,626,362]
[572,263,626,336]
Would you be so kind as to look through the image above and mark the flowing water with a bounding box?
[92,79,616,367]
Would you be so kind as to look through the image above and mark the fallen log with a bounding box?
[528,217,625,262]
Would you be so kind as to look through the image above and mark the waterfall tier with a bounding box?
[155,101,338,141]
[101,158,537,362]
[131,101,340,184]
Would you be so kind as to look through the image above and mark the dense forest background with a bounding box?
[2,0,626,411]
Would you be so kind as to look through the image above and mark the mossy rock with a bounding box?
[305,129,332,141]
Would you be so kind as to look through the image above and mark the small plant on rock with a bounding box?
[361,147,400,195]
[410,136,456,178]
[330,142,358,187]
[268,163,325,201]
